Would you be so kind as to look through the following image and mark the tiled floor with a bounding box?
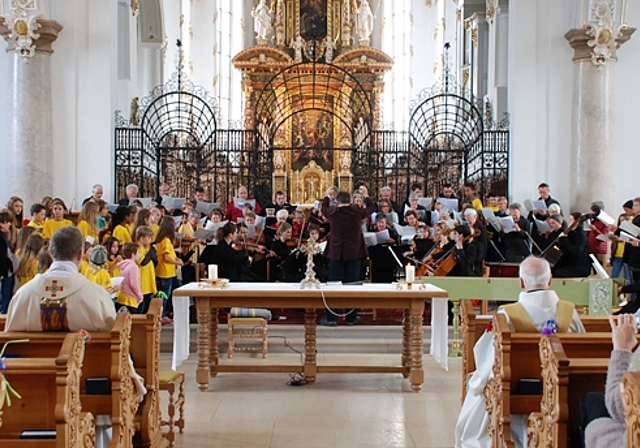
[160,331,461,448]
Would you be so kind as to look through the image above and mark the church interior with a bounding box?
[1,0,640,447]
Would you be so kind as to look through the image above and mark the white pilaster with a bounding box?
[140,43,164,98]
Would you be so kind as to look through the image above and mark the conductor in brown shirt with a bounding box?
[320,189,376,326]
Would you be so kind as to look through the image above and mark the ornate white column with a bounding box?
[565,0,634,211]
[140,42,163,98]
[0,7,62,207]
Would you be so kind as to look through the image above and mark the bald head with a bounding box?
[519,256,552,291]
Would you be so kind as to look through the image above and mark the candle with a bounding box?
[405,265,415,283]
[208,264,218,280]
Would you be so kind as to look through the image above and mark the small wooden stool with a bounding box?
[159,370,185,447]
[227,315,268,358]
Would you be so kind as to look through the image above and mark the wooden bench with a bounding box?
[527,334,610,448]
[0,333,96,447]
[460,300,612,401]
[0,313,137,448]
[129,300,164,448]
[622,371,640,446]
[487,313,621,448]
[0,372,4,429]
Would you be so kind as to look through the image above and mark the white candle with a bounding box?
[208,264,218,280]
[405,265,415,283]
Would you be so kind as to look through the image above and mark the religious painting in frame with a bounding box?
[299,0,328,39]
[290,94,335,172]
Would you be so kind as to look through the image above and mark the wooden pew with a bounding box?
[460,299,612,402]
[527,335,609,448]
[487,313,619,448]
[622,371,640,447]
[0,333,95,447]
[0,372,4,429]
[129,299,164,448]
[0,313,137,448]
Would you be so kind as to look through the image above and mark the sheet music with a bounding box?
[363,232,378,246]
[396,225,416,244]
[595,233,612,243]
[453,211,464,224]
[317,240,327,252]
[234,198,256,209]
[418,198,432,209]
[196,201,219,214]
[621,220,640,238]
[430,210,440,224]
[205,220,228,231]
[173,215,183,228]
[523,199,534,214]
[439,198,459,213]
[130,198,152,208]
[620,230,640,243]
[533,218,551,233]
[500,216,516,233]
[532,200,547,211]
[108,204,119,213]
[375,229,391,244]
[595,210,615,226]
[246,224,257,238]
[481,208,502,232]
[193,228,216,240]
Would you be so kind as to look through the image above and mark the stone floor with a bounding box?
[159,324,461,448]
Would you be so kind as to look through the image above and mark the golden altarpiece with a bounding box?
[233,0,392,204]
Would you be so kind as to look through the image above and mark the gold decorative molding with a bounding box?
[471,28,478,47]
[565,26,635,67]
[131,0,139,16]
[0,17,63,59]
[486,0,496,24]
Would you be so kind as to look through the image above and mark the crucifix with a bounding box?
[299,238,322,289]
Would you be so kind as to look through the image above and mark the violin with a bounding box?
[540,215,586,266]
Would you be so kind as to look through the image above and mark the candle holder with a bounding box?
[198,278,229,289]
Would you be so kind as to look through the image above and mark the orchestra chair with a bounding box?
[159,370,186,447]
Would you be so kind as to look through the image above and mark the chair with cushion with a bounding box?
[159,370,185,447]
[227,307,269,358]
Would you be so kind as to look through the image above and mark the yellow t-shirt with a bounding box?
[77,219,98,242]
[79,259,89,276]
[179,223,195,239]
[106,258,121,278]
[43,219,73,240]
[151,223,160,241]
[116,291,139,308]
[156,237,177,279]
[138,246,157,295]
[83,265,113,291]
[18,259,39,287]
[471,198,483,212]
[27,220,44,231]
[113,224,132,244]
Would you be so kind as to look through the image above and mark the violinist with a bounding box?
[291,211,307,238]
[402,223,434,261]
[545,213,591,278]
[308,224,329,282]
[422,222,454,266]
[212,222,263,282]
[367,214,399,283]
[463,208,487,275]
[447,225,480,277]
[269,222,304,282]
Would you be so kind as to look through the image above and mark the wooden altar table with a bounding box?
[171,282,448,392]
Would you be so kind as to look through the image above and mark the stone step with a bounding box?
[160,324,455,354]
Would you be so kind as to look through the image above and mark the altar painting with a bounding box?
[290,104,334,171]
[300,0,328,39]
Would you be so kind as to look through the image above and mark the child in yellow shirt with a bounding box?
[104,236,122,277]
[14,233,45,288]
[155,216,184,324]
[42,199,73,240]
[110,206,136,244]
[136,226,157,314]
[76,201,100,242]
[26,203,46,231]
[83,245,114,294]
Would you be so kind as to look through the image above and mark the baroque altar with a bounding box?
[233,0,392,203]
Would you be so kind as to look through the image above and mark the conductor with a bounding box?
[320,188,376,326]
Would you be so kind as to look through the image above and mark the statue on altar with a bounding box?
[290,35,304,63]
[252,0,272,42]
[323,36,336,63]
[355,0,374,43]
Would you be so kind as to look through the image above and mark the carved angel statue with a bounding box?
[130,97,141,126]
[323,36,337,63]
[290,35,304,63]
[355,0,374,43]
[252,0,272,41]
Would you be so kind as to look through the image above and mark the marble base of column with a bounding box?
[0,19,62,207]
[565,27,635,212]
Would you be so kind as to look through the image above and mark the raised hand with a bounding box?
[609,314,638,352]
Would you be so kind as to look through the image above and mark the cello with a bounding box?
[422,227,481,276]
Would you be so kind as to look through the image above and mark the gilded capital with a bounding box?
[0,17,63,58]
[565,26,635,67]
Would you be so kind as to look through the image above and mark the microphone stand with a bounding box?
[524,231,544,255]
[488,238,507,262]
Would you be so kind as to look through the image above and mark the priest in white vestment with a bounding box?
[454,256,586,448]
[5,226,115,332]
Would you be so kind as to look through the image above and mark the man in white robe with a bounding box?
[5,226,115,332]
[454,256,586,448]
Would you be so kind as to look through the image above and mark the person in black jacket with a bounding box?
[545,213,591,278]
[502,202,532,262]
[0,210,16,314]
[213,222,262,282]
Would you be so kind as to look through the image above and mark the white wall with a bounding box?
[49,0,119,205]
[507,0,574,209]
